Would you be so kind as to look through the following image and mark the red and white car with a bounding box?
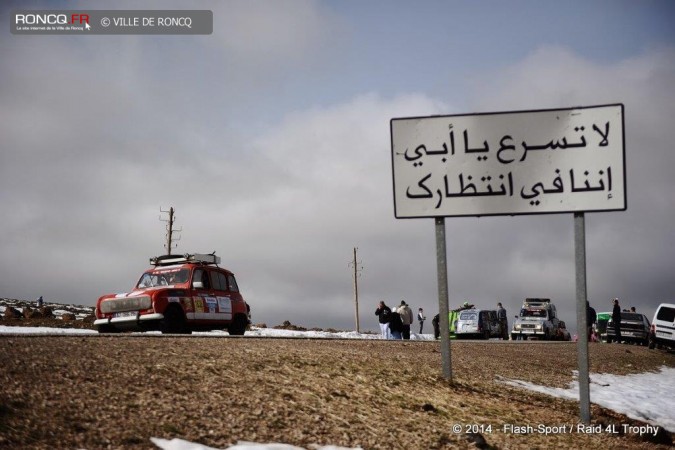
[94,253,250,334]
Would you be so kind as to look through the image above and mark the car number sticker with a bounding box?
[193,297,204,313]
[217,297,232,314]
[181,297,194,312]
[205,297,217,313]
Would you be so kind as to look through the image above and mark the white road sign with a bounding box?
[390,104,625,218]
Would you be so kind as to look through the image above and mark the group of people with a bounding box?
[379,300,509,340]
[611,297,636,343]
[375,300,427,340]
[378,298,632,342]
[586,297,634,343]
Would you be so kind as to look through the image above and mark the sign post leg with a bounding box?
[435,217,452,380]
[574,212,591,423]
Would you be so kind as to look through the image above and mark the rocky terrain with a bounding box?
[1,298,674,449]
[0,297,96,330]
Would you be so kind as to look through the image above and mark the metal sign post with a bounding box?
[435,217,452,380]
[575,212,591,423]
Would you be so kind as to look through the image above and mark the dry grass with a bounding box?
[0,336,673,449]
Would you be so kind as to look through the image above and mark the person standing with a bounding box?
[375,301,392,339]
[497,302,508,340]
[417,308,426,334]
[586,301,597,342]
[432,314,440,340]
[36,296,44,308]
[612,298,622,343]
[398,300,413,340]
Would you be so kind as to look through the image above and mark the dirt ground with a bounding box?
[0,335,673,450]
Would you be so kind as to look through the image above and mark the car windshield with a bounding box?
[459,312,477,321]
[136,268,190,288]
[520,308,547,318]
[656,306,675,322]
[621,313,643,321]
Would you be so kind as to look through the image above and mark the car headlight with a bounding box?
[100,296,152,314]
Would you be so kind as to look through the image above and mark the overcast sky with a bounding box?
[2,0,674,334]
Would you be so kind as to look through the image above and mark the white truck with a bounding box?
[511,298,560,340]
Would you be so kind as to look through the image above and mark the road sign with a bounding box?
[391,104,625,218]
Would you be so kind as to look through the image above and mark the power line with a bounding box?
[348,247,363,332]
[159,207,182,255]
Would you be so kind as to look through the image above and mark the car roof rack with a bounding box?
[523,298,552,308]
[150,253,221,266]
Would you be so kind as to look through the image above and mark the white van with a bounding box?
[649,303,675,350]
[455,309,500,339]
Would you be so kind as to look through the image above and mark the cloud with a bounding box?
[1,8,674,336]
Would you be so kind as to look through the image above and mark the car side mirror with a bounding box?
[193,281,204,289]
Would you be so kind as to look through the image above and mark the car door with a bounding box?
[210,270,233,322]
[192,268,215,320]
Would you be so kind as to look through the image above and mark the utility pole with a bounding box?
[348,247,363,332]
[159,207,181,255]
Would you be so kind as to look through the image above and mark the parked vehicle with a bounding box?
[94,253,250,334]
[595,311,611,342]
[446,304,473,339]
[511,298,560,340]
[606,312,650,345]
[648,303,675,351]
[455,309,500,339]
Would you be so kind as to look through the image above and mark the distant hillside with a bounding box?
[0,297,95,328]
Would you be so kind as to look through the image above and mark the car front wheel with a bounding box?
[96,324,120,334]
[160,307,189,334]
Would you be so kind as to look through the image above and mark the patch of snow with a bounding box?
[498,367,675,432]
[0,325,437,340]
[0,325,97,335]
[241,328,435,340]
